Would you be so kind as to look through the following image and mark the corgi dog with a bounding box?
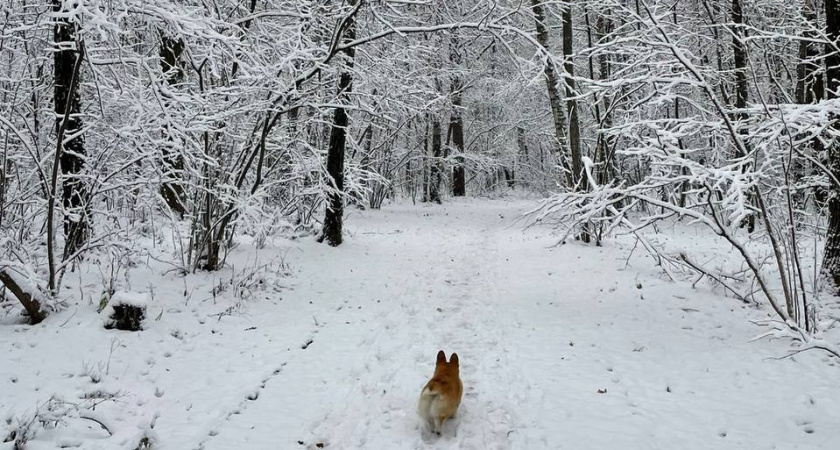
[417,350,463,435]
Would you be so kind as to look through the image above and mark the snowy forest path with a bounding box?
[300,200,536,449]
[198,199,539,450]
[196,198,840,450]
[6,199,840,450]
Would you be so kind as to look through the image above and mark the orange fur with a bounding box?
[417,350,463,435]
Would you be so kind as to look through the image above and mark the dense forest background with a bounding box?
[3,0,840,354]
[6,2,840,449]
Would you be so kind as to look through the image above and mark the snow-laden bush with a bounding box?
[528,0,840,359]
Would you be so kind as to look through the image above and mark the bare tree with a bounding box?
[450,34,466,197]
[320,1,360,246]
[53,0,89,257]
[158,30,187,216]
[731,0,756,233]
[821,0,840,291]
[530,0,570,184]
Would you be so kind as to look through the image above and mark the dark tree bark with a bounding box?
[796,0,824,105]
[562,2,582,192]
[516,126,529,188]
[731,0,755,232]
[796,0,827,204]
[503,168,514,187]
[320,2,357,247]
[732,0,748,121]
[821,0,840,291]
[449,33,466,197]
[665,7,688,208]
[428,117,443,204]
[530,0,570,184]
[450,79,466,197]
[595,14,616,188]
[0,270,46,324]
[421,119,431,202]
[321,74,352,246]
[54,0,89,257]
[561,1,588,241]
[585,10,603,184]
[158,31,186,216]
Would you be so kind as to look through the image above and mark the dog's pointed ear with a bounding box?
[450,353,459,366]
[436,350,446,364]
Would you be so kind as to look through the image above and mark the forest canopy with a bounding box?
[2,0,840,356]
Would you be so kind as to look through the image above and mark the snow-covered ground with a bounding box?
[3,198,840,449]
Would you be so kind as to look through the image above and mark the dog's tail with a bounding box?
[422,381,443,397]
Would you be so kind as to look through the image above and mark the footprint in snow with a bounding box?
[796,419,815,434]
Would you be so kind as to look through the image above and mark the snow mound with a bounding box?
[102,291,150,331]
[108,291,150,308]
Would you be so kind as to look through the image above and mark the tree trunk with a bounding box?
[516,126,529,188]
[320,3,357,247]
[563,2,582,190]
[561,1,588,242]
[731,0,756,232]
[428,117,443,204]
[449,33,467,197]
[661,6,688,209]
[54,0,89,257]
[530,0,570,184]
[586,9,606,188]
[421,118,431,202]
[732,0,748,120]
[0,270,46,324]
[821,0,840,291]
[677,96,689,209]
[159,31,187,216]
[450,79,466,197]
[796,0,824,105]
[595,14,616,189]
[796,0,827,204]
